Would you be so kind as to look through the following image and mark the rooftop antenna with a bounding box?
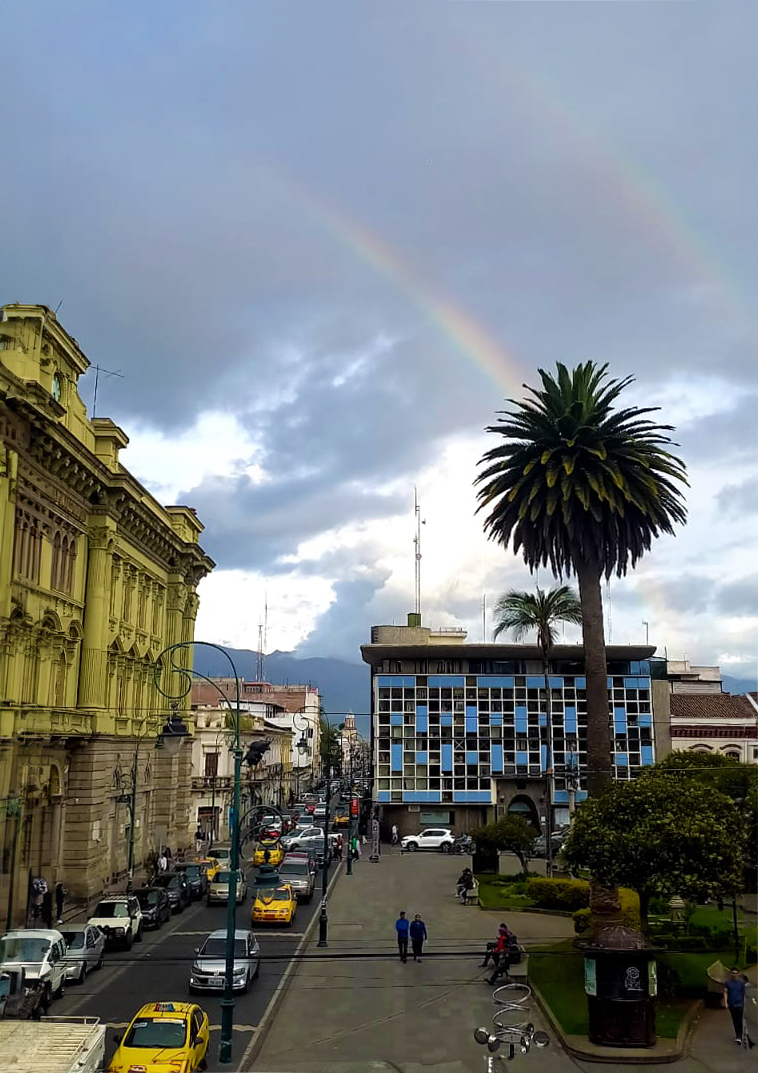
[91,364,124,418]
[482,594,487,642]
[54,299,64,314]
[642,620,650,645]
[413,487,425,618]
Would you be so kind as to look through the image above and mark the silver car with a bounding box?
[60,924,105,983]
[190,928,260,993]
[207,868,247,906]
[278,858,316,902]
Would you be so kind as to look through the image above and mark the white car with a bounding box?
[88,895,143,949]
[281,827,322,849]
[401,828,455,852]
[0,929,68,1008]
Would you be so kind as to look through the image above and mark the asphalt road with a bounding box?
[53,865,334,1071]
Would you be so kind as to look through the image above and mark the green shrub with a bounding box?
[573,907,591,933]
[649,896,670,915]
[527,877,590,911]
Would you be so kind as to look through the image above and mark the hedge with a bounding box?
[573,888,641,934]
[526,877,590,911]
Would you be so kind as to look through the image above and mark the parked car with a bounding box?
[281,827,322,850]
[193,855,221,882]
[110,1001,209,1073]
[401,828,455,853]
[88,896,144,949]
[0,966,46,1020]
[135,886,172,928]
[60,924,105,983]
[531,832,566,858]
[0,929,67,1009]
[174,862,209,900]
[207,869,247,906]
[189,928,260,993]
[151,871,191,913]
[209,844,231,865]
[278,857,316,902]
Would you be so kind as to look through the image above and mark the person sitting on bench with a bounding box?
[456,868,474,902]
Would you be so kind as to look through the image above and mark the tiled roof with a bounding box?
[670,693,758,720]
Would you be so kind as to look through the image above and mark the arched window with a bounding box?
[54,652,68,706]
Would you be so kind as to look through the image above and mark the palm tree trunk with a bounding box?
[543,653,554,879]
[575,558,613,798]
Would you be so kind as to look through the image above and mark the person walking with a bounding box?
[724,967,754,1047]
[395,911,410,963]
[54,882,66,925]
[194,826,204,853]
[410,914,428,961]
[335,833,343,861]
[391,824,399,846]
[158,850,168,873]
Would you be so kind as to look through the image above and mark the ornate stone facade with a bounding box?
[0,303,214,927]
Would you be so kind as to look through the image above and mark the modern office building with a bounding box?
[361,618,667,836]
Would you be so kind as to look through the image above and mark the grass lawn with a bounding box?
[477,879,536,911]
[688,905,758,947]
[529,940,704,1040]
[661,949,733,993]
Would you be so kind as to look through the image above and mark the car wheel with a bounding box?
[407,842,418,852]
[440,843,451,853]
[96,953,104,970]
[79,962,87,984]
[135,926,143,943]
[241,971,249,994]
[125,931,134,951]
[253,959,260,979]
[54,976,65,999]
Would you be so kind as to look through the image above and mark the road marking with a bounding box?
[237,864,343,1071]
[172,929,304,937]
[106,1022,258,1032]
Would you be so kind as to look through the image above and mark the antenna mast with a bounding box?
[413,487,422,617]
[90,364,124,418]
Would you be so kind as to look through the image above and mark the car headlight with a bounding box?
[114,927,126,935]
[233,967,246,976]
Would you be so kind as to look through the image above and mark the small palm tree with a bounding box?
[493,586,582,874]
[477,362,687,796]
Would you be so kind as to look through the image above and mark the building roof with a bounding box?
[670,694,758,721]
[361,642,656,662]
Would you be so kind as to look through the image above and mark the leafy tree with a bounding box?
[472,815,539,875]
[493,585,582,875]
[320,714,342,775]
[561,776,744,927]
[476,362,688,796]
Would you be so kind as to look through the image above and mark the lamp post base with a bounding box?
[219,995,235,1064]
[317,899,328,947]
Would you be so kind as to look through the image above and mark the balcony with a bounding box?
[191,775,232,791]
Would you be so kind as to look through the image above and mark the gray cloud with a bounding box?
[714,576,758,618]
[717,476,758,517]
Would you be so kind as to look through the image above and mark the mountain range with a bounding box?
[192,646,371,738]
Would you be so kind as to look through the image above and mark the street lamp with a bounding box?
[154,641,244,1067]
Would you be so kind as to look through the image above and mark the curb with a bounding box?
[529,978,701,1065]
[477,903,575,919]
[238,861,343,1071]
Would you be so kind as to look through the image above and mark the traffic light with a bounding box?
[244,739,271,767]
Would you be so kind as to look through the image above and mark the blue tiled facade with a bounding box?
[373,662,654,807]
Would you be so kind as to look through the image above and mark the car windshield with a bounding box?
[181,865,201,878]
[0,936,50,963]
[124,1017,187,1048]
[215,871,237,884]
[137,891,159,906]
[93,902,129,918]
[280,862,308,875]
[273,888,291,901]
[60,931,85,949]
[200,938,247,958]
[212,847,230,860]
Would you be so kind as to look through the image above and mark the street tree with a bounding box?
[561,776,744,927]
[492,585,582,875]
[472,815,539,875]
[476,362,688,796]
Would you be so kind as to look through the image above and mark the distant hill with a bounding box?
[722,674,757,696]
[192,647,371,737]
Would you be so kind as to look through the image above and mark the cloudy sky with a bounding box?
[3,3,757,683]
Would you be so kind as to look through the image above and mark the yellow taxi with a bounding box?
[193,856,221,882]
[251,883,297,926]
[333,810,349,827]
[108,1001,209,1073]
[253,842,284,867]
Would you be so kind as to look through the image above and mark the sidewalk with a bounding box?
[249,850,757,1073]
[250,849,576,1072]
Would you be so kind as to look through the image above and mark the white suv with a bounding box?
[88,895,143,949]
[401,828,455,852]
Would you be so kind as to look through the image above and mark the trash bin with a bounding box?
[582,926,657,1048]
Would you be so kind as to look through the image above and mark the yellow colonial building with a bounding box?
[0,303,214,927]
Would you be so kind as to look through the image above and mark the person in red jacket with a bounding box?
[485,926,514,985]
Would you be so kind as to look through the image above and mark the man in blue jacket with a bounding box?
[410,914,428,962]
[395,911,410,963]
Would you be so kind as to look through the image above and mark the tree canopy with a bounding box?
[561,774,745,924]
[472,815,538,874]
[492,585,582,652]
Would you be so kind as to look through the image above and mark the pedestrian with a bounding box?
[724,967,754,1047]
[194,827,204,853]
[55,882,65,924]
[481,924,511,968]
[42,888,54,929]
[336,834,343,861]
[456,868,474,902]
[395,910,410,963]
[158,851,168,873]
[165,846,172,861]
[486,926,513,985]
[410,914,428,961]
[391,824,399,845]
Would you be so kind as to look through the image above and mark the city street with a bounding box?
[53,866,337,1072]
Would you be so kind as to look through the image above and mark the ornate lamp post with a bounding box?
[154,641,244,1067]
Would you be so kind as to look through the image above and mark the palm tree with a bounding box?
[493,586,583,875]
[476,362,687,797]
